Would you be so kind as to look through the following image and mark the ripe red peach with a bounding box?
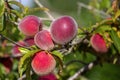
[34,30,54,50]
[90,33,108,53]
[38,73,57,80]
[18,15,42,36]
[50,16,78,44]
[31,51,56,75]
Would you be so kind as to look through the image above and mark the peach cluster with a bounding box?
[15,15,78,75]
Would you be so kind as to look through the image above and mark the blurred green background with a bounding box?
[35,0,111,27]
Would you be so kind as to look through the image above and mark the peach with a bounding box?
[31,51,56,75]
[50,16,78,44]
[90,33,108,53]
[18,15,42,36]
[34,30,54,50]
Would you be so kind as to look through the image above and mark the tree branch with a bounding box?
[77,2,111,18]
[0,34,30,50]
[34,0,55,21]
[67,60,98,80]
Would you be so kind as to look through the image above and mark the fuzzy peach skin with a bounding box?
[31,51,56,75]
[18,15,42,36]
[90,33,108,53]
[34,30,54,50]
[50,16,78,44]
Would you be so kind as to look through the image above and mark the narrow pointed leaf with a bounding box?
[52,51,64,74]
[110,29,120,53]
[0,14,6,32]
[0,0,5,17]
[52,51,63,60]
[19,47,30,54]
[8,1,25,11]
[113,10,120,21]
[25,59,32,80]
[19,48,40,77]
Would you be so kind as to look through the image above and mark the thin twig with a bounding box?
[77,2,111,18]
[39,17,53,21]
[0,34,30,50]
[67,60,97,80]
[34,0,55,21]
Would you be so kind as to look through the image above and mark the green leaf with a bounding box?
[19,47,40,77]
[19,47,30,54]
[95,25,111,33]
[113,10,120,21]
[85,63,120,80]
[0,0,5,17]
[51,51,64,73]
[52,51,63,60]
[99,0,110,9]
[8,1,25,11]
[0,63,6,74]
[110,29,120,53]
[0,14,6,32]
[106,7,113,14]
[11,10,22,18]
[19,45,39,54]
[25,59,32,80]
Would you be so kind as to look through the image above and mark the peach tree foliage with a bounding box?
[0,0,120,80]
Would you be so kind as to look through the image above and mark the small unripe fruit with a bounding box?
[34,30,54,50]
[24,37,35,46]
[11,41,25,57]
[31,51,56,75]
[0,55,13,73]
[90,33,108,53]
[38,73,57,80]
[18,15,42,36]
[50,16,78,44]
